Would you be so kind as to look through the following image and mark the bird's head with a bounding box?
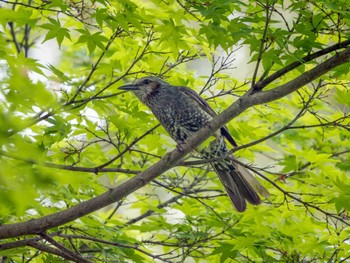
[118,76,168,103]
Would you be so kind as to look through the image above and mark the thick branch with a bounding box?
[253,38,350,91]
[248,47,350,102]
[0,47,350,239]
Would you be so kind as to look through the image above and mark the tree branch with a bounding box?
[40,233,93,263]
[252,38,350,91]
[0,150,139,174]
[251,0,275,88]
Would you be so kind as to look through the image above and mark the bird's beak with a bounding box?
[118,84,139,91]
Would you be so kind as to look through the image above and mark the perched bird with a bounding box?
[119,76,269,212]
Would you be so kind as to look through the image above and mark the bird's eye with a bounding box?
[143,79,151,85]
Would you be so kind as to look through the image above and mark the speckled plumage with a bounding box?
[119,76,269,212]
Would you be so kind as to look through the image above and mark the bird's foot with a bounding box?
[176,142,186,152]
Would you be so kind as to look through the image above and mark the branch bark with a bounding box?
[1,46,350,239]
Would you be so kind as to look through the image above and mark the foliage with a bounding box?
[0,0,350,262]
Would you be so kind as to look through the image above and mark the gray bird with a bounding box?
[119,76,269,212]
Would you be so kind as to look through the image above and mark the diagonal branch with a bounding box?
[252,38,350,91]
[0,47,350,239]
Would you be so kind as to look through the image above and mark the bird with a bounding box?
[119,76,269,212]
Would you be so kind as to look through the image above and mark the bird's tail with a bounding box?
[212,161,269,212]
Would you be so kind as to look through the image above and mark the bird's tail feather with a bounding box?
[236,163,270,198]
[212,162,269,212]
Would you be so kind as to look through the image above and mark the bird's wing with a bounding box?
[178,86,238,147]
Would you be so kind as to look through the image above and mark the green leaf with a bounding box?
[334,194,350,213]
[334,87,350,107]
[41,18,71,47]
[0,7,35,28]
[47,64,70,82]
[76,29,108,53]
